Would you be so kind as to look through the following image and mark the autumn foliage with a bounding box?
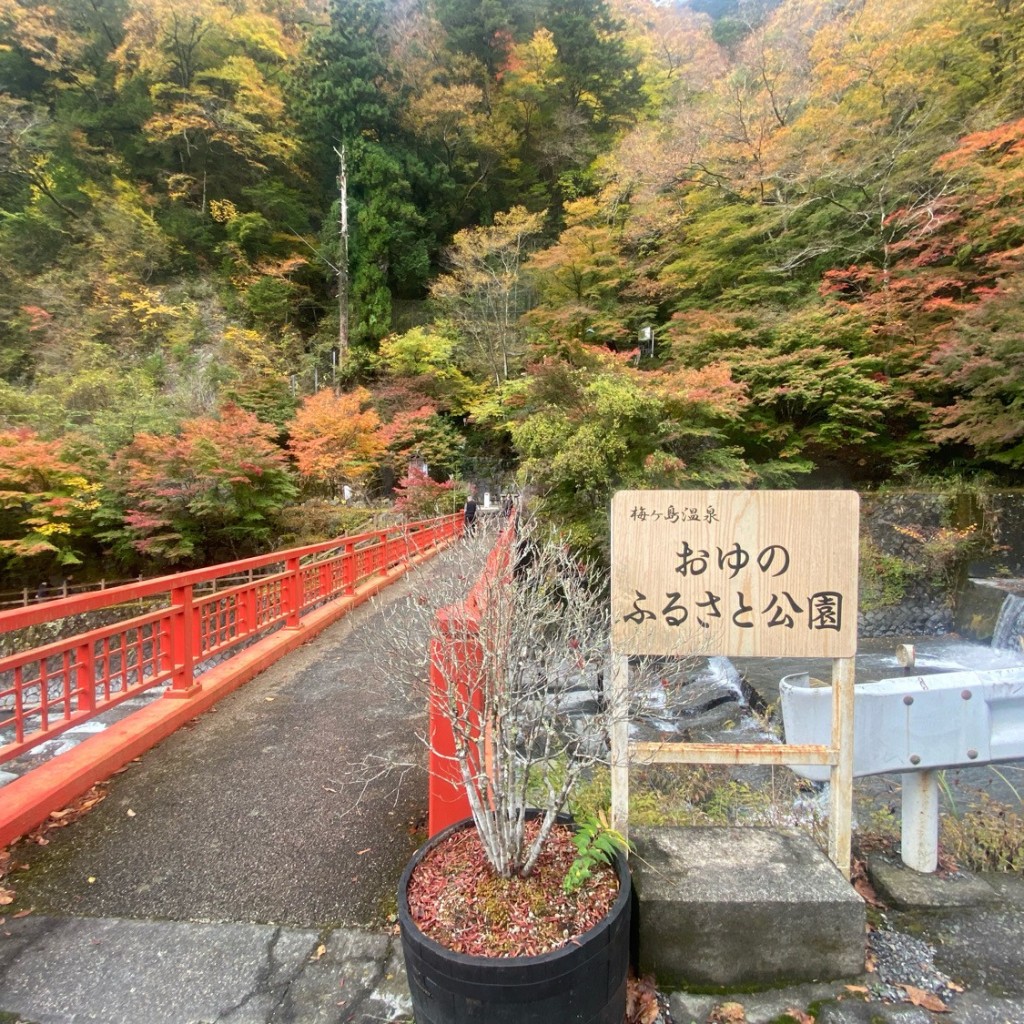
[0,430,101,569]
[108,404,295,565]
[286,388,386,497]
[0,0,1023,573]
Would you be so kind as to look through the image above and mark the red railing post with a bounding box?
[165,584,200,698]
[342,541,356,594]
[75,640,96,713]
[285,555,302,628]
[244,579,258,634]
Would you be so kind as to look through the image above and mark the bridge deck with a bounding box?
[5,540,487,930]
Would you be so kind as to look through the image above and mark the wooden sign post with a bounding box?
[610,490,859,876]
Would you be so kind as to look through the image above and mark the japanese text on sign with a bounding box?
[611,491,859,658]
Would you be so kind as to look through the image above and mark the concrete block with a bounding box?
[632,826,865,990]
[866,854,999,909]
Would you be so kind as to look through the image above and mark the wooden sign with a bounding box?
[611,490,859,658]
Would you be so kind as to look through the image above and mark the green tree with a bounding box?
[376,326,479,413]
[433,0,537,76]
[546,0,644,132]
[482,352,748,552]
[430,206,545,383]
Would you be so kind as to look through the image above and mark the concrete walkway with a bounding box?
[0,540,494,1023]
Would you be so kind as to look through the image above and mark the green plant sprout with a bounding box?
[563,810,629,894]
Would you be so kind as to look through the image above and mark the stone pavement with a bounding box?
[0,916,412,1023]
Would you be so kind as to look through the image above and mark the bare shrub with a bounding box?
[375,519,619,879]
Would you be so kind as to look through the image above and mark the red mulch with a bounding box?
[406,818,619,958]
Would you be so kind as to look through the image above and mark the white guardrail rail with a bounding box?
[780,664,1024,872]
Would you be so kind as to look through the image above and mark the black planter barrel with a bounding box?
[398,816,631,1024]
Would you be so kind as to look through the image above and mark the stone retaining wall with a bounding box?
[858,489,1024,638]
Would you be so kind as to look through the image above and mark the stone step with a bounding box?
[631,826,865,990]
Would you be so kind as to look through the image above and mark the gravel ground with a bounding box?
[867,922,960,1006]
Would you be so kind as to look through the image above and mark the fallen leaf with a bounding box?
[851,858,884,908]
[783,1010,813,1024]
[87,877,96,884]
[13,909,33,918]
[0,888,14,906]
[323,786,337,793]
[947,980,965,993]
[311,943,326,961]
[903,985,948,1012]
[356,848,371,855]
[708,1001,747,1024]
[626,973,660,1024]
[126,809,136,818]
[265,696,276,702]
[844,985,869,995]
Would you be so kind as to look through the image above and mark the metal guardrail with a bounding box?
[0,515,462,766]
[780,665,1024,872]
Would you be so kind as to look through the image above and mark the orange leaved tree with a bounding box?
[286,388,387,498]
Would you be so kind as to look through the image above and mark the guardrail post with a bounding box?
[165,584,200,698]
[901,770,939,873]
[286,555,303,628]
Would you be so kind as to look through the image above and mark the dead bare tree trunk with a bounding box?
[334,143,350,368]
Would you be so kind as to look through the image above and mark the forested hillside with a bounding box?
[0,0,1021,583]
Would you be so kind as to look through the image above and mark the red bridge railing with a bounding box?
[428,518,517,835]
[1,514,462,767]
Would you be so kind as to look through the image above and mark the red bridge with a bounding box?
[0,515,466,847]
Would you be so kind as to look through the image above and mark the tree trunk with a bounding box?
[335,144,350,369]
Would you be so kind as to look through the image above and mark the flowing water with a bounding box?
[992,591,1024,651]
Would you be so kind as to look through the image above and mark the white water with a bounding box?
[992,592,1024,651]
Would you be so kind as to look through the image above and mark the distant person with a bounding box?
[464,495,478,536]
